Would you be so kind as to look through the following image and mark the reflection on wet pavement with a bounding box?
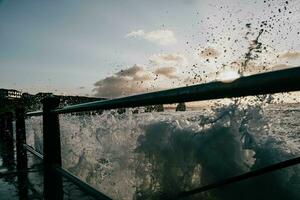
[0,136,97,200]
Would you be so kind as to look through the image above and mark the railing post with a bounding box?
[42,96,61,168]
[15,107,29,199]
[1,112,15,171]
[15,107,28,169]
[0,114,4,137]
[4,112,14,140]
[41,96,63,199]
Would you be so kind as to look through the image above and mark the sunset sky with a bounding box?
[0,0,299,98]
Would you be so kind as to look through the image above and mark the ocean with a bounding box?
[25,101,300,200]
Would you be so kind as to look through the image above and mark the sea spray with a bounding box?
[23,0,300,199]
[54,99,299,200]
[25,116,43,154]
[23,98,300,199]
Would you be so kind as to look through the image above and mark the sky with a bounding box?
[0,0,299,98]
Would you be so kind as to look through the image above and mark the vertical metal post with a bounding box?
[8,112,13,137]
[4,112,13,140]
[15,107,29,199]
[42,96,62,168]
[15,107,28,168]
[42,96,63,199]
[1,112,15,171]
[0,114,4,137]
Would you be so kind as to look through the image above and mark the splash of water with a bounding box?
[24,1,300,199]
[52,100,300,200]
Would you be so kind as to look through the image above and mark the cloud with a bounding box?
[149,53,187,67]
[126,30,145,37]
[149,53,189,80]
[154,67,178,79]
[93,76,145,98]
[93,65,155,98]
[278,51,300,60]
[126,29,177,45]
[199,47,220,59]
[267,63,290,71]
[115,64,152,81]
[93,58,185,98]
[116,64,142,77]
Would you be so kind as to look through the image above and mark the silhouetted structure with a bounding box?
[144,104,164,112]
[22,92,105,112]
[0,88,22,99]
[176,102,186,111]
[0,88,106,115]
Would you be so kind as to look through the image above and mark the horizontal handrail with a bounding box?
[26,110,43,117]
[15,66,300,198]
[55,167,112,200]
[0,169,43,178]
[172,156,300,199]
[53,66,300,114]
[24,144,44,159]
[23,144,112,200]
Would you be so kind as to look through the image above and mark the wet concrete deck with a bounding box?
[0,136,98,200]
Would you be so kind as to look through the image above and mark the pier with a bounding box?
[0,66,300,199]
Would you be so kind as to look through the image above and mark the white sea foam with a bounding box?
[25,116,43,153]
[24,100,300,200]
[44,103,299,200]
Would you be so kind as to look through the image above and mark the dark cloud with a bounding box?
[116,65,143,77]
[93,65,154,98]
[93,63,184,98]
[93,76,145,98]
[116,64,152,81]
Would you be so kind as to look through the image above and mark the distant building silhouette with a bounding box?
[0,89,22,99]
[176,102,186,111]
[0,88,105,114]
[145,104,164,112]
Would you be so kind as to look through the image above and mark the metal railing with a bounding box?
[16,66,300,199]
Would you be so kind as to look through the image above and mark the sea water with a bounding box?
[25,100,300,200]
